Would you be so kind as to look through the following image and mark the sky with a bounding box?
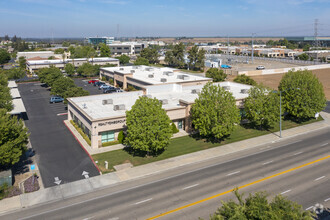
[0,0,330,38]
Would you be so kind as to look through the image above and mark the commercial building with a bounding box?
[100,65,212,90]
[286,36,330,47]
[108,42,144,55]
[16,51,68,61]
[26,57,119,74]
[67,82,251,149]
[85,37,114,45]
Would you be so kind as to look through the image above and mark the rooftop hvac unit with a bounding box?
[160,78,167,82]
[177,75,184,79]
[223,86,230,90]
[102,99,113,105]
[130,70,135,73]
[133,66,138,69]
[241,89,249,94]
[183,75,190,80]
[113,104,125,111]
[160,99,168,105]
[163,71,174,76]
[191,89,201,94]
[119,67,124,70]
[82,103,87,109]
[148,74,154,78]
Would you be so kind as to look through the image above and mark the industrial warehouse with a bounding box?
[67,81,252,149]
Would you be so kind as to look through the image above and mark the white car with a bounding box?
[256,65,265,70]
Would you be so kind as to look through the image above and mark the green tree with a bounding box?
[233,74,257,86]
[117,131,125,144]
[134,57,150,66]
[6,68,25,80]
[0,49,11,64]
[191,83,240,140]
[18,56,26,69]
[165,43,185,68]
[0,109,29,169]
[244,85,280,129]
[208,190,312,220]
[64,87,89,100]
[298,53,309,61]
[171,123,179,134]
[116,54,130,65]
[99,43,111,57]
[48,56,55,60]
[54,48,65,54]
[62,41,70,47]
[125,96,172,155]
[36,67,63,86]
[64,63,75,76]
[205,68,227,82]
[51,77,75,97]
[77,63,98,77]
[188,45,206,70]
[68,46,75,56]
[278,69,326,120]
[0,74,13,112]
[140,48,159,64]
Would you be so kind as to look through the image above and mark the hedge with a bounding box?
[70,120,91,146]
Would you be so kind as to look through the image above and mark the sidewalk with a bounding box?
[1,112,329,214]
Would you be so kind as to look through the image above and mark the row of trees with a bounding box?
[123,69,326,156]
[0,74,29,170]
[37,67,89,100]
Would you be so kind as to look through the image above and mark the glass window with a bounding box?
[101,131,115,143]
[178,120,183,130]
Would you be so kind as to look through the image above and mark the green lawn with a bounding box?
[92,116,323,173]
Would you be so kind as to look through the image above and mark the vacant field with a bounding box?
[157,37,283,44]
[247,68,330,100]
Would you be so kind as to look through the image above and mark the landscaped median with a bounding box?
[92,116,323,173]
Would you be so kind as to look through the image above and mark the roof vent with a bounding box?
[102,99,113,105]
[148,74,154,78]
[163,71,174,76]
[82,103,87,109]
[183,75,190,80]
[160,99,168,105]
[113,104,125,111]
[160,78,167,82]
[191,89,200,94]
[130,70,135,73]
[133,66,138,69]
[223,86,230,91]
[119,67,124,70]
[146,67,154,71]
[241,89,249,94]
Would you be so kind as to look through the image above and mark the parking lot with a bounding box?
[18,82,100,188]
[73,78,123,95]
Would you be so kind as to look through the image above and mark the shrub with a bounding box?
[233,74,257,86]
[70,120,91,145]
[171,123,179,134]
[118,131,125,143]
[102,140,119,147]
[23,175,40,193]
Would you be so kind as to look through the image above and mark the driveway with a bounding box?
[18,82,99,188]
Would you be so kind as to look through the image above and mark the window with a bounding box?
[178,120,183,130]
[101,131,115,143]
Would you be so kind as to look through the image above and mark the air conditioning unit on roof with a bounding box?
[160,99,168,105]
[160,78,167,82]
[191,89,200,94]
[241,89,249,94]
[223,86,230,90]
[113,104,125,111]
[102,99,113,105]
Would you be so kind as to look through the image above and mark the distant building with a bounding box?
[26,57,119,74]
[16,51,63,61]
[286,36,330,47]
[108,42,144,55]
[85,37,114,45]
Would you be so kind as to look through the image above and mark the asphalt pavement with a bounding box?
[2,127,329,220]
[73,78,104,95]
[18,82,99,188]
[325,101,330,113]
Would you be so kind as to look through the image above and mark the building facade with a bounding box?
[86,37,114,45]
[108,42,144,55]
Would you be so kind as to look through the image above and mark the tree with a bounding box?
[36,67,63,86]
[18,56,26,69]
[205,68,227,82]
[244,85,280,129]
[99,43,111,57]
[62,41,70,47]
[278,69,326,120]
[51,77,75,97]
[0,49,11,64]
[48,56,55,60]
[64,87,89,100]
[188,45,205,70]
[171,123,179,134]
[125,96,172,155]
[190,83,240,140]
[0,109,29,169]
[134,57,149,66]
[165,43,185,68]
[140,48,159,64]
[117,131,125,144]
[68,46,75,56]
[116,54,130,65]
[233,74,257,86]
[208,190,312,220]
[6,68,25,80]
[77,63,98,77]
[64,63,75,76]
[0,74,13,112]
[54,48,65,54]
[298,53,309,61]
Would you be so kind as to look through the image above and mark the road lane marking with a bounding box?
[280,189,291,195]
[293,151,303,156]
[262,160,273,165]
[314,176,325,181]
[146,155,330,220]
[306,206,314,210]
[135,198,152,205]
[324,198,330,202]
[57,113,68,116]
[182,184,199,190]
[226,171,240,176]
[321,143,328,147]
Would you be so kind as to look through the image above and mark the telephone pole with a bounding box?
[251,33,256,64]
[314,19,319,61]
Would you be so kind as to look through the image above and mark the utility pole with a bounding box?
[251,33,256,64]
[314,19,319,62]
[227,35,229,56]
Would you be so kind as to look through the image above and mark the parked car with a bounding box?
[88,79,99,84]
[50,96,64,103]
[94,81,105,87]
[221,64,232,69]
[99,84,111,90]
[103,87,119,93]
[256,65,265,70]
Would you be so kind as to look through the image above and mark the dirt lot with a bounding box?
[246,69,330,100]
[157,37,282,44]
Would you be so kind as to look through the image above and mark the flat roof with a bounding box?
[8,81,17,88]
[69,82,251,120]
[10,99,26,115]
[101,65,211,85]
[10,88,21,99]
[27,57,118,65]
[17,51,54,54]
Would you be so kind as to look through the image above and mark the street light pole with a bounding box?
[279,91,282,138]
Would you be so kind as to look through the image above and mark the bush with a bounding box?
[102,140,119,147]
[118,131,125,143]
[70,120,91,145]
[206,68,227,82]
[23,175,40,193]
[171,123,179,134]
[233,74,257,86]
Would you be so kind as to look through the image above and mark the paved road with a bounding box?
[2,128,329,219]
[325,101,330,113]
[18,83,99,188]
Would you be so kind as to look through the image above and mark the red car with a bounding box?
[88,79,99,84]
